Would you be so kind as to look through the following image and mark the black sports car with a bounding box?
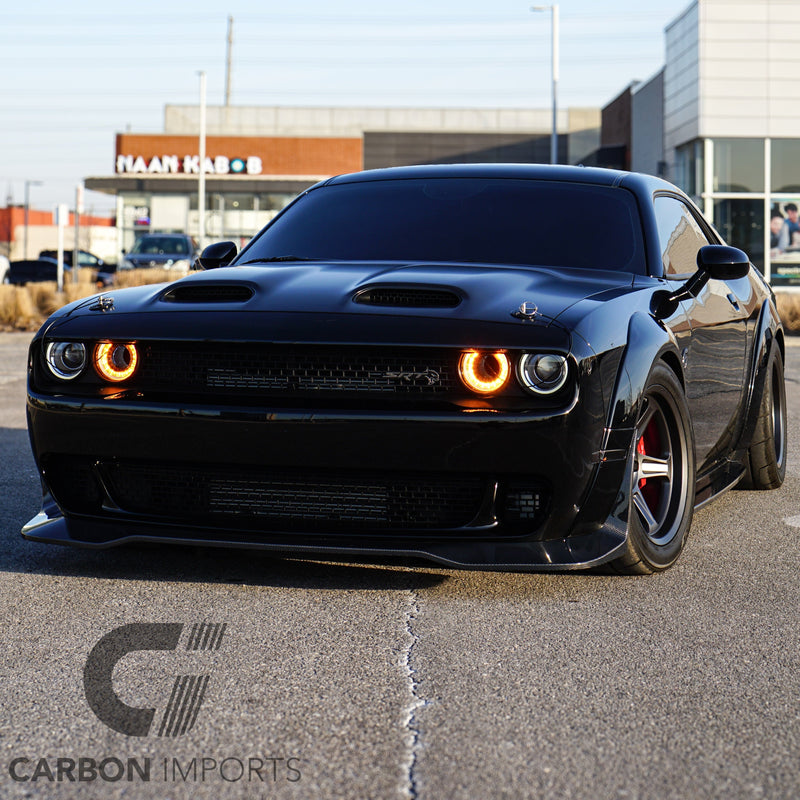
[23,165,787,573]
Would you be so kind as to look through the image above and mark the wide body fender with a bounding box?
[571,311,683,541]
[732,297,784,458]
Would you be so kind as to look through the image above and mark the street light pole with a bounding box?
[23,180,43,259]
[531,4,559,165]
[198,70,207,251]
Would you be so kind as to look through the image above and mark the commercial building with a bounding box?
[0,207,115,262]
[604,0,800,287]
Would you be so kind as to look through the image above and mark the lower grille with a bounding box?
[100,462,485,531]
[44,457,549,536]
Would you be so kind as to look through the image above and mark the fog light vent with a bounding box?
[499,483,548,528]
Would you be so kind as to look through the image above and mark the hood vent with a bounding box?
[353,287,461,308]
[161,285,254,304]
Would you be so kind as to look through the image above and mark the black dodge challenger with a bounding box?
[23,164,786,573]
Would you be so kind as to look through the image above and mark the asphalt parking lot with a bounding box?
[1,330,799,800]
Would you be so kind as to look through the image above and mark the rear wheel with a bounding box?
[612,363,696,574]
[740,345,786,490]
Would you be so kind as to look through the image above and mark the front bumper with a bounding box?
[25,389,632,570]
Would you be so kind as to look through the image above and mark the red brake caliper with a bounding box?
[638,418,662,509]
[637,435,647,489]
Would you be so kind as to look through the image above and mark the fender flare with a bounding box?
[607,311,685,432]
[571,312,683,539]
[735,297,784,455]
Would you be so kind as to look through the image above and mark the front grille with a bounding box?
[136,344,457,396]
[354,287,461,308]
[161,285,254,303]
[98,462,485,531]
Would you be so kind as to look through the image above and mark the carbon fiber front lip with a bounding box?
[21,508,628,572]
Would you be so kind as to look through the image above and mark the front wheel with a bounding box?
[611,363,696,575]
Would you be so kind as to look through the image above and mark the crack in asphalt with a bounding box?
[400,590,429,800]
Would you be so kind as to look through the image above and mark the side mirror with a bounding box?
[697,245,750,281]
[655,244,751,319]
[195,241,238,270]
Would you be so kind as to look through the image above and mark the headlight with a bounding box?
[45,342,86,380]
[94,342,138,382]
[169,259,191,271]
[458,350,510,394]
[517,353,568,395]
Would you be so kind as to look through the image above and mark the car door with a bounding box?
[653,194,748,467]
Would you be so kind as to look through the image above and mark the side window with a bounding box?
[653,196,712,278]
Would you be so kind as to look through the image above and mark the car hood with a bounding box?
[48,261,634,348]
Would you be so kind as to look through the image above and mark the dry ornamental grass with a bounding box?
[0,269,183,331]
[775,292,800,333]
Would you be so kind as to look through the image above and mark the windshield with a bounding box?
[241,178,645,273]
[130,236,191,256]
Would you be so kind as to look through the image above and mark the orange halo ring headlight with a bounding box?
[458,350,511,395]
[94,342,138,382]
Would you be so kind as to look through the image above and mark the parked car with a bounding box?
[119,233,197,272]
[6,257,61,285]
[39,249,115,287]
[7,255,113,287]
[22,164,786,574]
[39,249,106,270]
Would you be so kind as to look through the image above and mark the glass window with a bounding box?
[243,178,647,273]
[713,199,764,274]
[189,193,220,212]
[712,138,764,193]
[129,235,191,256]
[674,140,703,199]
[224,194,255,211]
[259,193,296,212]
[654,196,711,278]
[771,140,800,193]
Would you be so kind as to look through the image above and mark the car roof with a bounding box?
[312,164,686,208]
[321,163,679,196]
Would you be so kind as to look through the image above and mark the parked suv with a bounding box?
[119,233,198,271]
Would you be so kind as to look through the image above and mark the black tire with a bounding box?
[611,363,696,575]
[740,345,787,490]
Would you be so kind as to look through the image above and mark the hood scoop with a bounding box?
[160,284,254,304]
[353,286,461,308]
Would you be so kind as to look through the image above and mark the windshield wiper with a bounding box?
[239,255,318,265]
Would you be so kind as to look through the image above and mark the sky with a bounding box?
[1,0,692,215]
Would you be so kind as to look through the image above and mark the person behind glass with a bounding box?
[771,212,785,256]
[778,203,800,250]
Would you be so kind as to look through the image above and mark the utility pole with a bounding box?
[198,70,207,250]
[23,180,43,259]
[531,5,559,165]
[225,16,233,107]
[73,183,83,284]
